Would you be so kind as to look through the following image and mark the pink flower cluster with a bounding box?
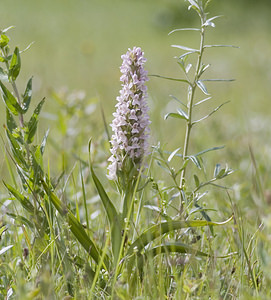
[108,47,150,180]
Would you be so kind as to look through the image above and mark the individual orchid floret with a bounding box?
[107,47,150,181]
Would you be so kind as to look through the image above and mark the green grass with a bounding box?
[1,0,271,299]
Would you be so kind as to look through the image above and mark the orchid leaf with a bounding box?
[89,140,122,265]
[127,216,233,256]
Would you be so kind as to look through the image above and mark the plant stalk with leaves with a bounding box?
[0,27,108,285]
[153,0,235,214]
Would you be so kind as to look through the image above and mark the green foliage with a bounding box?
[25,98,45,144]
[1,1,271,299]
[0,81,22,115]
[9,46,21,81]
[90,159,122,265]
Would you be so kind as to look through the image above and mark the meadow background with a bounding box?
[0,0,270,167]
[1,0,271,298]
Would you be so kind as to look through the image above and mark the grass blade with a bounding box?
[0,245,13,256]
[41,179,109,269]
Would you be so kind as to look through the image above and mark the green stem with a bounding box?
[179,15,206,203]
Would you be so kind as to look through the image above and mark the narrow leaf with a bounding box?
[40,129,50,155]
[6,108,17,133]
[171,44,199,53]
[192,101,229,124]
[20,42,35,54]
[203,20,215,28]
[201,79,235,82]
[26,98,45,144]
[0,245,13,256]
[168,28,200,35]
[127,216,233,255]
[204,44,239,49]
[177,108,189,119]
[0,80,22,115]
[9,47,21,81]
[177,60,186,73]
[194,96,212,106]
[151,74,190,84]
[189,207,216,216]
[168,147,182,162]
[199,64,210,77]
[194,146,224,157]
[178,51,198,60]
[22,77,32,113]
[1,26,14,34]
[187,0,200,10]
[206,15,223,23]
[185,63,192,73]
[3,181,35,213]
[7,212,35,229]
[90,164,122,264]
[0,225,7,237]
[149,242,209,257]
[187,155,202,169]
[164,112,188,121]
[196,80,209,95]
[5,126,27,168]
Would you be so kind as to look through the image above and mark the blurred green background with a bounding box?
[0,0,271,191]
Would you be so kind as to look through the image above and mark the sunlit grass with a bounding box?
[1,0,271,299]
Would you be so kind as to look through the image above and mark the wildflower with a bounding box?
[108,47,150,181]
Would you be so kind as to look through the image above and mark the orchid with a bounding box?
[108,46,150,182]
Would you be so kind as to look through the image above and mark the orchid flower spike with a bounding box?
[108,47,150,182]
